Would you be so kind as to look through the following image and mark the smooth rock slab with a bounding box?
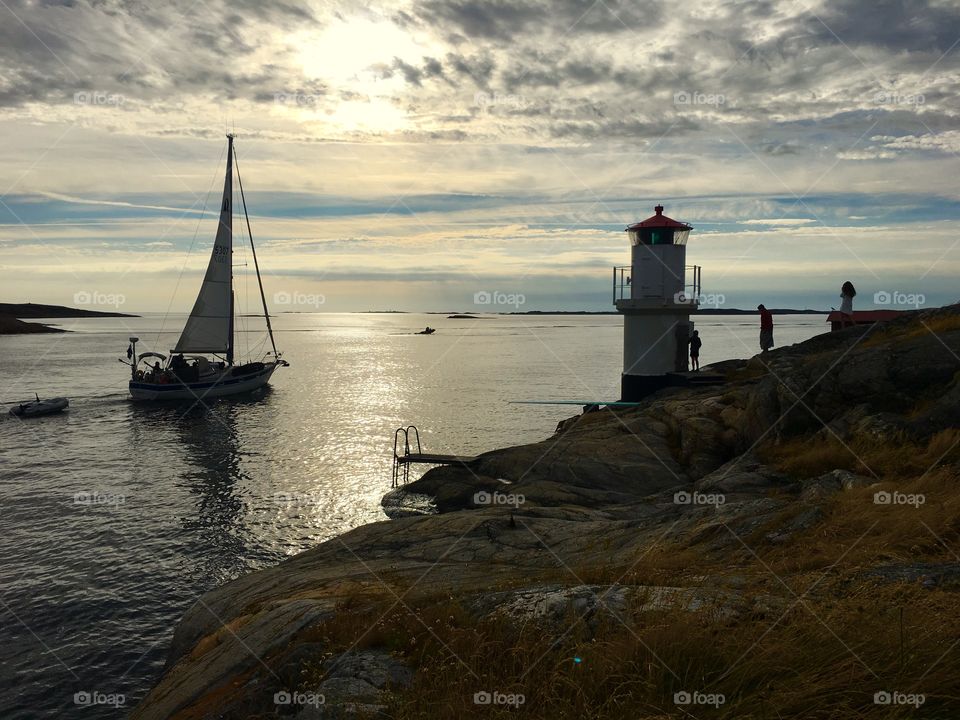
[294,650,412,719]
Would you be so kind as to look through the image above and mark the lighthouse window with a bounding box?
[639,228,674,245]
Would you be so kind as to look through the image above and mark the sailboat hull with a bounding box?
[129,362,279,401]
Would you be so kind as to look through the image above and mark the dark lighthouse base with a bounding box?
[619,373,689,402]
[620,372,726,402]
[620,373,688,402]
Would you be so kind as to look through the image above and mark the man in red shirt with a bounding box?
[758,304,774,353]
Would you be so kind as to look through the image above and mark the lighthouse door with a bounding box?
[636,253,663,298]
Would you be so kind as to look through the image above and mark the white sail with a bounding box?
[174,138,234,356]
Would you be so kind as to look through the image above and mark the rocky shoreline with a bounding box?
[0,303,137,334]
[0,314,66,334]
[135,305,960,719]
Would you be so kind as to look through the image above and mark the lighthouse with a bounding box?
[613,205,701,401]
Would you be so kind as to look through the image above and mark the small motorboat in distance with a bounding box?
[417,327,436,335]
[9,394,69,418]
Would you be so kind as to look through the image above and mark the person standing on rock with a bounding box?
[758,304,774,353]
[689,330,702,371]
[839,281,856,328]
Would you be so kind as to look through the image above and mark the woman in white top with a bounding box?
[840,281,856,328]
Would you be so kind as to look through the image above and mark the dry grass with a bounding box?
[763,465,960,574]
[759,429,960,481]
[297,572,960,719]
[861,313,960,349]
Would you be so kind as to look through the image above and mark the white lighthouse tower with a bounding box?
[613,205,700,401]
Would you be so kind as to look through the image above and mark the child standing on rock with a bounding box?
[689,330,702,371]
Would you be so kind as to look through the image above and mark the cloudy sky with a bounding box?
[1,0,958,313]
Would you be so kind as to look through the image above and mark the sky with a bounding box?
[0,0,958,314]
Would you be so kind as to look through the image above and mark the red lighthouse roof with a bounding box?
[626,204,692,231]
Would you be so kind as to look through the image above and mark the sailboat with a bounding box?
[123,134,287,401]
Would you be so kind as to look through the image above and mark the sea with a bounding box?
[0,312,825,718]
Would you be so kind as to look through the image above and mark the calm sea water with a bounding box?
[0,312,824,717]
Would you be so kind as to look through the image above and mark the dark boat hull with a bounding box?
[129,362,278,401]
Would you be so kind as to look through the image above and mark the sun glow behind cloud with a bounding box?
[299,17,426,84]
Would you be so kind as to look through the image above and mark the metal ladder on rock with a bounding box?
[391,425,478,488]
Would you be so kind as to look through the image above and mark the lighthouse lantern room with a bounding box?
[613,205,701,401]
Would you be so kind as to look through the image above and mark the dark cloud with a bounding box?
[392,57,424,86]
[403,0,547,41]
[423,56,444,78]
[804,0,960,54]
[404,0,667,41]
[445,50,496,87]
[0,0,321,107]
[761,141,802,156]
[549,116,699,140]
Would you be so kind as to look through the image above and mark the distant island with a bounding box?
[355,309,832,316]
[428,309,831,316]
[0,315,65,334]
[504,309,830,316]
[0,302,138,334]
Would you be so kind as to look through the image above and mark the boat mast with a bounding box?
[233,140,280,359]
[226,133,235,366]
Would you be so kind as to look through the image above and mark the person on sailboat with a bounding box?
[169,353,185,381]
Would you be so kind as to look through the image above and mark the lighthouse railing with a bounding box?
[685,264,702,301]
[613,266,631,303]
[612,264,701,305]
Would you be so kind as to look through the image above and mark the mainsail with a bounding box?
[174,136,234,357]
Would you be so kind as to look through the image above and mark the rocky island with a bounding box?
[0,302,137,334]
[135,305,960,719]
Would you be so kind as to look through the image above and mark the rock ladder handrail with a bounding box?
[392,425,478,487]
